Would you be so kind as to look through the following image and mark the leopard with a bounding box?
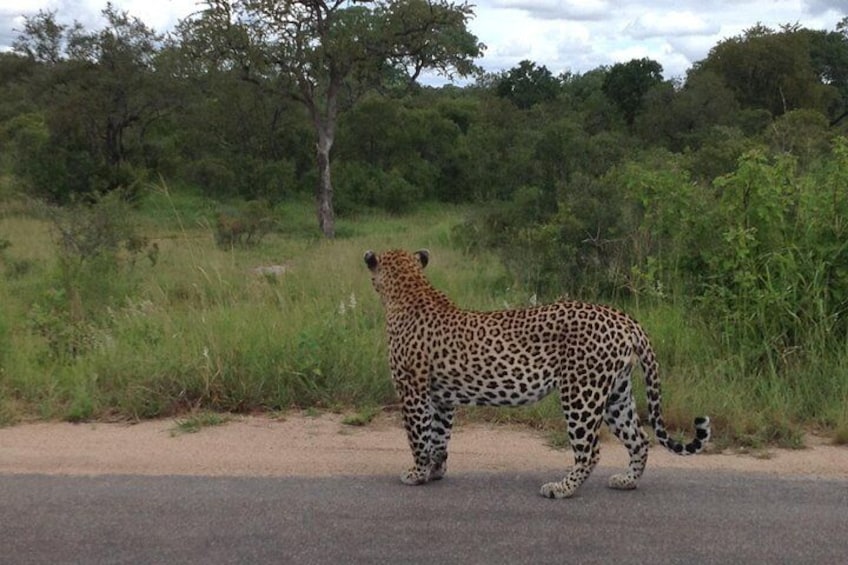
[364,248,711,499]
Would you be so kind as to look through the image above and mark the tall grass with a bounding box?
[0,185,846,446]
[0,186,510,423]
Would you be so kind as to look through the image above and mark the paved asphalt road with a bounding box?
[1,468,846,564]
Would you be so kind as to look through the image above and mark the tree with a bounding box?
[560,68,619,134]
[12,5,170,198]
[66,4,167,172]
[635,70,740,151]
[806,19,848,126]
[11,9,68,64]
[695,24,838,118]
[495,60,560,109]
[156,40,314,201]
[0,53,38,122]
[180,0,483,237]
[601,58,663,126]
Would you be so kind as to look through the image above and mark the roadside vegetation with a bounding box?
[1,189,846,448]
[1,5,847,447]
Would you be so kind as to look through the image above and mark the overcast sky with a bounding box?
[1,0,845,80]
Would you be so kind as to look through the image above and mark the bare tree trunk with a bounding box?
[315,127,335,238]
[309,70,339,239]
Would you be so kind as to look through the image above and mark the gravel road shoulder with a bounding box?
[1,413,846,479]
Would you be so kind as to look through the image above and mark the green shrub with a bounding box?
[246,159,298,203]
[185,157,238,197]
[334,161,421,215]
[214,200,275,247]
[695,145,848,369]
[28,191,156,358]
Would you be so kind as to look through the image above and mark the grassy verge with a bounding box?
[0,186,509,422]
[170,411,232,436]
[0,185,846,446]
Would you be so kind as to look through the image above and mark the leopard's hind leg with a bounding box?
[604,364,649,490]
[540,378,605,499]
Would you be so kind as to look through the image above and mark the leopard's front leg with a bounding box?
[429,403,455,481]
[395,370,434,485]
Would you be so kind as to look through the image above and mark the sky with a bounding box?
[1,0,846,81]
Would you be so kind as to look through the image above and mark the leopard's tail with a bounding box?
[632,321,711,455]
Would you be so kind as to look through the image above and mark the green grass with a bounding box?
[171,411,232,436]
[1,184,847,446]
[342,405,382,426]
[0,185,505,423]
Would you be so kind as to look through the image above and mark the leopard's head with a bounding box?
[364,249,429,303]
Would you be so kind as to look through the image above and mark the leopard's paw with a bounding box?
[400,468,429,485]
[608,473,638,490]
[539,480,577,499]
[429,460,447,481]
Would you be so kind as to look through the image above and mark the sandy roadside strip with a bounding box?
[1,414,846,479]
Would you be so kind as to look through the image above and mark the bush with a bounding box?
[698,141,848,364]
[767,109,831,169]
[245,159,298,203]
[456,168,649,299]
[47,192,149,265]
[184,157,238,198]
[462,137,848,374]
[333,161,421,214]
[1,112,92,201]
[0,112,151,202]
[214,200,274,247]
[687,126,757,182]
[29,191,157,358]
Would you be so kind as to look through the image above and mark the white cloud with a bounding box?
[803,0,847,16]
[2,0,845,82]
[106,0,198,32]
[1,0,197,35]
[1,0,59,12]
[624,11,720,40]
[667,35,721,66]
[474,0,845,80]
[492,0,611,22]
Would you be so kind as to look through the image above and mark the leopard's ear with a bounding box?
[364,250,378,271]
[414,249,429,269]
